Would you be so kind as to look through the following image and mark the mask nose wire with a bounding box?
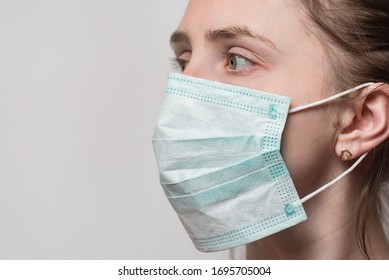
[288,82,374,114]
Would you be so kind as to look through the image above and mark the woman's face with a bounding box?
[171,0,339,197]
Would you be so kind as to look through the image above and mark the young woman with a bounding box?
[153,0,389,259]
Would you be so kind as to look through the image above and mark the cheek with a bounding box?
[280,110,337,197]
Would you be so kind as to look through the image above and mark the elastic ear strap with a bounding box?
[300,152,368,203]
[288,82,374,114]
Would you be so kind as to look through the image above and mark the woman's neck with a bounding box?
[245,209,365,259]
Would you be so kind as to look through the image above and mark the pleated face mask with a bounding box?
[152,73,371,252]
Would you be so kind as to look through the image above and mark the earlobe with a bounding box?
[335,83,389,160]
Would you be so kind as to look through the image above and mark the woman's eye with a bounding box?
[177,59,189,72]
[172,51,191,72]
[227,54,254,71]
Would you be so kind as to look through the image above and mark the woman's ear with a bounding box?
[335,83,389,160]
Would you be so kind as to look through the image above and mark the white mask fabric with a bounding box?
[152,73,372,252]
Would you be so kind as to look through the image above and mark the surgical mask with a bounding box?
[152,73,372,252]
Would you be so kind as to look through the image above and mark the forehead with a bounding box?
[177,0,307,48]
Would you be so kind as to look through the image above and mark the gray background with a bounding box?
[0,0,227,259]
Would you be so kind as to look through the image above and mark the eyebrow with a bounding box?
[170,31,191,46]
[205,25,277,50]
[170,25,279,52]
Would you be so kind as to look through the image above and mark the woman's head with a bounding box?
[170,0,389,258]
[172,0,340,194]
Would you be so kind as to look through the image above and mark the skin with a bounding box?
[171,0,389,259]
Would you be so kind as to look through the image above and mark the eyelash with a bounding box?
[170,57,188,72]
[170,50,260,74]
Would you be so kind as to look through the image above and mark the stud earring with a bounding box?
[340,148,353,161]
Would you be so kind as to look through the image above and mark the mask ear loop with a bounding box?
[287,82,374,203]
[300,152,368,203]
[288,82,374,114]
